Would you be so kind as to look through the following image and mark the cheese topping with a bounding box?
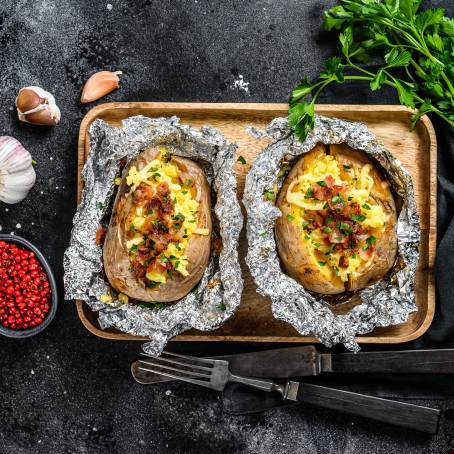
[125,148,210,289]
[285,154,387,284]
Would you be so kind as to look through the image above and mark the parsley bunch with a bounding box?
[289,0,454,141]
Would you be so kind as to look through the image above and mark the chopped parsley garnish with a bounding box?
[323,227,332,233]
[163,151,173,162]
[347,196,353,201]
[312,241,321,248]
[331,193,345,205]
[337,222,352,234]
[237,155,247,165]
[173,223,182,230]
[217,302,227,311]
[183,179,193,187]
[352,253,357,259]
[129,245,138,253]
[159,255,168,263]
[318,261,327,266]
[174,261,180,269]
[147,209,154,215]
[334,266,340,275]
[326,215,334,225]
[302,221,309,229]
[130,223,136,232]
[362,203,371,210]
[263,190,276,202]
[323,202,329,209]
[316,180,327,187]
[96,201,104,210]
[343,165,351,171]
[152,172,161,180]
[351,214,366,223]
[304,188,314,199]
[366,235,376,245]
[182,190,188,195]
[287,214,295,221]
[304,234,311,240]
[172,213,185,222]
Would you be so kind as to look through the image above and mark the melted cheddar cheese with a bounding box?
[125,148,209,287]
[285,154,387,283]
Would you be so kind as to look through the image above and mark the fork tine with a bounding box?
[139,353,212,372]
[161,350,217,365]
[138,366,213,389]
[138,360,211,379]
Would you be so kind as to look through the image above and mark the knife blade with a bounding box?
[133,347,454,385]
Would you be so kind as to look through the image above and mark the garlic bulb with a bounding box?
[0,136,36,204]
[16,86,61,126]
[80,71,122,103]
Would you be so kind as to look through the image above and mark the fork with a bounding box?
[138,351,440,434]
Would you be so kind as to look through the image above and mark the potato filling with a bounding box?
[285,154,387,283]
[124,148,209,289]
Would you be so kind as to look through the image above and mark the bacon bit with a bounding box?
[95,227,106,245]
[131,259,146,278]
[329,229,345,243]
[350,202,361,215]
[312,184,331,201]
[339,256,349,268]
[134,183,154,203]
[325,175,335,186]
[161,195,174,213]
[157,182,169,196]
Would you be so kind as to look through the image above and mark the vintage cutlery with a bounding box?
[138,351,440,434]
[132,346,454,385]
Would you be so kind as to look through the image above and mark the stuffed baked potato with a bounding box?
[103,146,212,303]
[275,143,397,294]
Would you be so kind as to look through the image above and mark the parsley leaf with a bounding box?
[288,1,454,141]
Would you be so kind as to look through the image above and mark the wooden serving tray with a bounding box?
[76,102,436,344]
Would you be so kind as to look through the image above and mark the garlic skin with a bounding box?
[16,86,61,126]
[80,71,122,103]
[0,136,36,204]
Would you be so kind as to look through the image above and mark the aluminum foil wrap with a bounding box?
[244,116,419,351]
[64,116,243,355]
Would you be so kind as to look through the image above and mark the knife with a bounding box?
[132,346,454,384]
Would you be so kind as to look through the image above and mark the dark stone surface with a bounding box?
[0,1,453,453]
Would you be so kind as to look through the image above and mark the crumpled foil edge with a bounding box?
[243,116,420,351]
[63,116,243,356]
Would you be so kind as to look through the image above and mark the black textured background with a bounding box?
[1,1,454,453]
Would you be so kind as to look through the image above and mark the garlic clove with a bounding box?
[16,88,46,113]
[0,136,36,204]
[80,71,122,103]
[16,86,60,126]
[25,106,61,126]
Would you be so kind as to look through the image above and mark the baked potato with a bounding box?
[275,143,397,294]
[103,146,212,302]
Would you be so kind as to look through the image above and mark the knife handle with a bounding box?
[324,349,454,374]
[293,382,440,434]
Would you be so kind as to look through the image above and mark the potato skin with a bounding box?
[103,147,212,303]
[275,143,397,295]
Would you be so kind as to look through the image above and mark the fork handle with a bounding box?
[229,373,278,393]
[293,382,440,434]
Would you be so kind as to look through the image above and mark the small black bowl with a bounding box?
[0,234,58,338]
